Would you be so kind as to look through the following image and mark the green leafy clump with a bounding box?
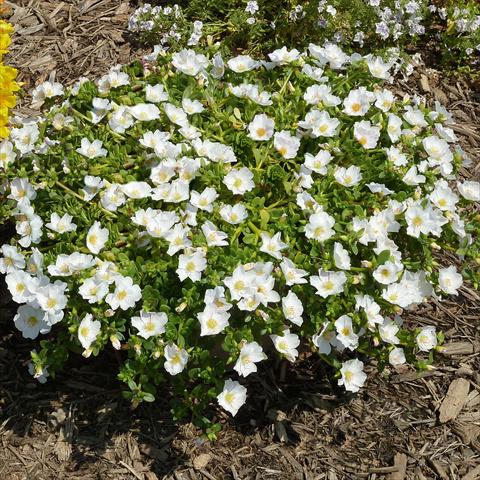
[1,45,478,429]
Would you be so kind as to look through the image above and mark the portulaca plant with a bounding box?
[1,44,479,433]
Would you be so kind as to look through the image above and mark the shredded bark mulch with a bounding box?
[1,1,480,479]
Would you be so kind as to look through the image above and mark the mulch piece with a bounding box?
[1,1,480,478]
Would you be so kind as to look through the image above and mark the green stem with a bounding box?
[55,181,116,218]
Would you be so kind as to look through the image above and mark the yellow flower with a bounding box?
[0,20,19,138]
[0,20,13,35]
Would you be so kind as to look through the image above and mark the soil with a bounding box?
[1,1,480,479]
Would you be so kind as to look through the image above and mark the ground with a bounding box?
[1,1,480,479]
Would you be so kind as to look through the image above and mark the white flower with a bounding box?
[0,140,16,169]
[402,166,425,186]
[375,89,395,112]
[280,258,308,286]
[224,265,256,301]
[270,329,300,362]
[32,81,64,106]
[227,55,259,72]
[164,344,189,375]
[81,175,104,201]
[310,269,347,298]
[260,232,288,260]
[338,359,367,393]
[204,286,232,312]
[373,261,402,285]
[303,84,340,106]
[223,167,255,194]
[416,326,437,352]
[164,223,191,255]
[405,201,447,238]
[387,113,403,143]
[299,110,339,137]
[379,318,400,344]
[366,56,393,79]
[367,183,394,196]
[45,212,77,234]
[86,221,109,254]
[217,379,247,416]
[35,282,68,316]
[109,107,134,133]
[78,313,101,350]
[422,135,451,161]
[304,150,331,175]
[76,138,107,159]
[190,187,218,212]
[172,49,209,76]
[248,114,275,141]
[132,311,168,339]
[121,181,151,199]
[0,244,25,274]
[14,305,50,339]
[177,249,207,282]
[129,103,161,121]
[334,166,362,187]
[234,341,265,377]
[268,47,300,64]
[219,203,248,224]
[353,120,380,149]
[274,130,300,158]
[8,177,37,202]
[438,265,462,295]
[333,242,351,270]
[10,124,40,155]
[404,106,428,128]
[429,183,458,212]
[201,221,228,247]
[97,70,130,94]
[457,181,480,201]
[146,84,169,103]
[105,276,142,310]
[335,315,359,350]
[182,98,204,114]
[305,211,335,242]
[309,42,349,69]
[282,291,304,326]
[343,88,372,116]
[79,276,109,304]
[164,103,188,127]
[355,294,384,329]
[389,347,406,366]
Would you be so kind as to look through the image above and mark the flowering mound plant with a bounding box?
[0,16,19,138]
[128,1,480,72]
[1,44,479,430]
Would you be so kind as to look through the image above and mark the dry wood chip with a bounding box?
[420,74,431,93]
[193,453,212,470]
[452,420,480,445]
[463,465,480,480]
[439,378,470,423]
[389,453,407,480]
[441,342,478,356]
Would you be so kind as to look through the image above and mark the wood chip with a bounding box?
[389,453,407,480]
[439,378,470,423]
[193,453,212,470]
[463,465,480,480]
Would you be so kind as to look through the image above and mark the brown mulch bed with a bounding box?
[1,1,480,479]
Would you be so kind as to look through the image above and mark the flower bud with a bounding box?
[110,335,121,350]
[176,301,187,313]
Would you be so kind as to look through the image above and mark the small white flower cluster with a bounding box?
[2,43,478,418]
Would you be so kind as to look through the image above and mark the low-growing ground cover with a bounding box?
[1,1,480,479]
[128,0,480,75]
